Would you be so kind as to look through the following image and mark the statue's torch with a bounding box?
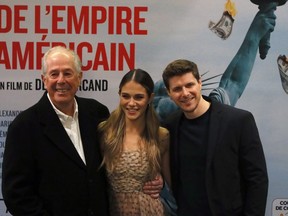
[251,0,287,59]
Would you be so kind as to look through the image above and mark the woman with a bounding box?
[98,69,171,216]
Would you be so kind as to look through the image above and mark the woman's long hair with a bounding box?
[98,69,161,178]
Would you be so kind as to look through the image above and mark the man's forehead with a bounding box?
[49,51,71,58]
[170,73,196,81]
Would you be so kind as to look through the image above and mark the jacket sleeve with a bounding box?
[2,116,50,216]
[239,112,268,216]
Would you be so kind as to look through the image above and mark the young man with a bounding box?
[162,59,268,216]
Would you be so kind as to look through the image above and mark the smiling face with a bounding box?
[119,80,152,122]
[167,72,204,119]
[42,50,82,115]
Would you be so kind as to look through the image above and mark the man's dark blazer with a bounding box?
[164,96,268,216]
[2,92,110,216]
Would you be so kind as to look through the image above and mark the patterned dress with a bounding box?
[106,150,165,216]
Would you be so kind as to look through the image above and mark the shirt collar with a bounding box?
[47,93,79,121]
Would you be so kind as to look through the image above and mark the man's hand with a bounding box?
[142,174,163,199]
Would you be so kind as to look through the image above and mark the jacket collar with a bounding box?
[36,92,87,169]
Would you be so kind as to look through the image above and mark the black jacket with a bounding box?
[2,93,110,216]
[164,96,268,216]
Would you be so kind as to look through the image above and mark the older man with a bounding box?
[2,46,110,216]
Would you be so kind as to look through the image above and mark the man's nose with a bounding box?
[57,73,66,82]
[182,87,190,96]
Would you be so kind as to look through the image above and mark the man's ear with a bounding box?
[78,72,83,86]
[166,88,171,97]
[41,74,47,90]
[198,79,202,89]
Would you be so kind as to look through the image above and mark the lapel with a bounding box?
[77,97,97,169]
[37,93,86,169]
[172,102,223,167]
[171,111,183,178]
[206,98,223,167]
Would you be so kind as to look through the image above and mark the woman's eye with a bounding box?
[121,94,130,99]
[134,95,144,100]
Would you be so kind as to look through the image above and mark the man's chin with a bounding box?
[180,104,194,112]
[55,90,69,95]
[53,96,73,104]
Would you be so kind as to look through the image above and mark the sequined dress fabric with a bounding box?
[107,151,165,216]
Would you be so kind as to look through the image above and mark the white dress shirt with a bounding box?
[47,93,86,164]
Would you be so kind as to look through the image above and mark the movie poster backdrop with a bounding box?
[1,1,288,215]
